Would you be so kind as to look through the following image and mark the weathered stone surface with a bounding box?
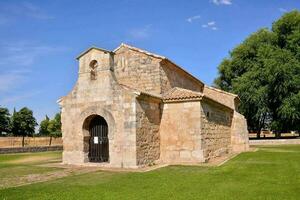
[231,111,250,152]
[200,99,233,160]
[136,96,161,166]
[160,101,205,163]
[59,43,249,168]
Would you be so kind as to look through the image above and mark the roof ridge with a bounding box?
[173,87,202,94]
[76,46,112,60]
[78,43,204,87]
[204,85,238,97]
[113,43,165,59]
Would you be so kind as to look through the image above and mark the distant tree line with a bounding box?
[0,106,61,146]
[214,11,300,138]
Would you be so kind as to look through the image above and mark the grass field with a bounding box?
[0,145,300,200]
[0,151,62,179]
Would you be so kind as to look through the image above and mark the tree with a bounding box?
[214,10,300,137]
[11,107,37,147]
[47,113,62,146]
[0,106,10,135]
[39,115,50,136]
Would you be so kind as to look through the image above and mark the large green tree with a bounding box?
[47,113,62,146]
[0,106,11,135]
[11,107,37,146]
[39,115,50,136]
[214,10,300,137]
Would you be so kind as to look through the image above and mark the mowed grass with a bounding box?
[0,151,62,179]
[1,146,300,200]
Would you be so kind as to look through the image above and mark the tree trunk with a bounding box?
[275,131,281,139]
[49,136,52,146]
[256,130,261,139]
[22,136,25,147]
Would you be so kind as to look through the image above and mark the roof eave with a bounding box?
[76,46,114,60]
[163,97,203,103]
[202,95,234,111]
[162,58,204,87]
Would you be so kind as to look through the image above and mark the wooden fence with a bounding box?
[0,137,62,148]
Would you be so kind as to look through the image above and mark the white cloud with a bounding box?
[21,2,54,20]
[0,41,69,67]
[186,15,201,23]
[0,71,27,92]
[0,1,53,25]
[207,21,216,26]
[128,24,152,40]
[0,41,69,97]
[211,0,232,5]
[0,90,41,104]
[279,8,287,13]
[202,21,218,31]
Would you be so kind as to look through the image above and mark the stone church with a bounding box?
[58,43,249,168]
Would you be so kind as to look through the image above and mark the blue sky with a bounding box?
[0,0,299,123]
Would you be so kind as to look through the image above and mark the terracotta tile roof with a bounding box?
[163,87,203,102]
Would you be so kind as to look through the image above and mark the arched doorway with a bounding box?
[88,115,109,162]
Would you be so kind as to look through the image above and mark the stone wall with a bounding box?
[114,46,204,96]
[160,60,203,94]
[136,96,161,166]
[231,111,249,152]
[160,101,204,163]
[60,44,249,168]
[249,139,300,145]
[203,86,238,110]
[0,146,62,154]
[60,49,138,168]
[200,99,233,160]
[114,46,162,95]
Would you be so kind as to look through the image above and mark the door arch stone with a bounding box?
[79,106,115,163]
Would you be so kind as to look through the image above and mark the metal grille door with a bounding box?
[88,116,109,162]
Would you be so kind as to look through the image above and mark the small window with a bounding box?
[89,60,98,69]
[89,60,98,80]
[90,70,96,80]
[206,112,210,118]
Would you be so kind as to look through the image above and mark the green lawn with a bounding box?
[0,151,62,179]
[1,146,300,200]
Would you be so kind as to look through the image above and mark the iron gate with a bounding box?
[88,116,109,162]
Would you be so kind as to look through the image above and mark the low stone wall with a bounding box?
[250,139,300,145]
[0,145,63,154]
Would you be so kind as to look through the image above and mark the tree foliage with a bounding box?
[214,11,300,136]
[11,107,37,146]
[35,112,62,145]
[0,106,11,135]
[39,115,50,136]
[47,113,62,138]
